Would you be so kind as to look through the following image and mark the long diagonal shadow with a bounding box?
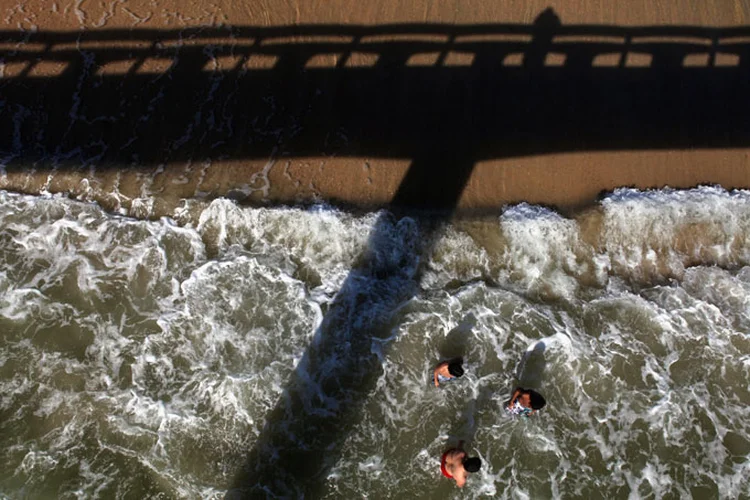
[227,150,475,498]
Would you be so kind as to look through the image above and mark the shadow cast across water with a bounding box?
[515,339,548,391]
[226,167,474,497]
[438,313,477,361]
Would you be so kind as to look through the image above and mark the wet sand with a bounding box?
[1,1,749,215]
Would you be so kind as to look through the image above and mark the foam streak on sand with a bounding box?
[1,187,749,498]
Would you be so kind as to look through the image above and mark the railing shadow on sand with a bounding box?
[3,8,750,497]
[1,7,749,185]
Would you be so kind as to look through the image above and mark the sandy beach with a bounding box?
[1,0,749,215]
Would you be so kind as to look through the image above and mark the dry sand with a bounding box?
[1,1,749,215]
[6,1,748,29]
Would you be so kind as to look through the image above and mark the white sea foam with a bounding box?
[499,203,592,296]
[602,186,750,279]
[1,189,750,498]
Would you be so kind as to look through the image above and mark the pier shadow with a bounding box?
[1,9,749,212]
[227,210,427,497]
[3,9,750,496]
[226,161,471,497]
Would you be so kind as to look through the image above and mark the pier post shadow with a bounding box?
[227,153,475,498]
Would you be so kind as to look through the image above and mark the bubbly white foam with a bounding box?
[1,189,750,498]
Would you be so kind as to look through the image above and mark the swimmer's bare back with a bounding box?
[441,447,468,487]
[433,362,451,387]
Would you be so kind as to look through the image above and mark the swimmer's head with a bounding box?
[463,456,481,473]
[529,390,546,410]
[448,361,464,378]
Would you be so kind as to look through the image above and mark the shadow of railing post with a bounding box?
[227,150,476,498]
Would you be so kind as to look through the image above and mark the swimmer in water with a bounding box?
[433,358,464,387]
[439,442,482,487]
[504,387,546,417]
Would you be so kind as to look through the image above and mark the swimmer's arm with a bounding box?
[455,473,467,488]
[433,362,447,387]
[509,388,521,406]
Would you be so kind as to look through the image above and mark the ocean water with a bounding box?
[1,186,750,499]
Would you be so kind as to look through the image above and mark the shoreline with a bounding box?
[3,148,749,219]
